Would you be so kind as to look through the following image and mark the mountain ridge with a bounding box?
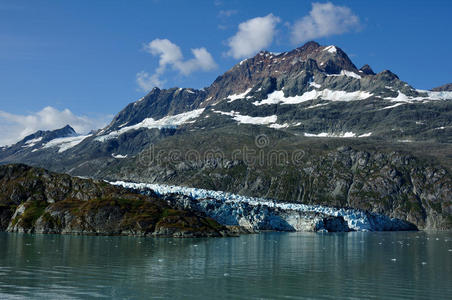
[0,41,451,230]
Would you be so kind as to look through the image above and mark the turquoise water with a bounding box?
[0,232,451,299]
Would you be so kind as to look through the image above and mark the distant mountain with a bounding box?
[432,83,452,91]
[0,125,77,161]
[1,41,451,230]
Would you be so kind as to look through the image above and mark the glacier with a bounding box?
[110,181,416,233]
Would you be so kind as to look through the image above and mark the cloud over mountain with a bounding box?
[137,39,217,91]
[291,2,360,44]
[226,14,280,59]
[0,106,109,146]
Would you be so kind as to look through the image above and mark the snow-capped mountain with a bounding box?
[2,41,451,166]
[1,41,451,230]
[0,125,79,160]
[93,41,451,143]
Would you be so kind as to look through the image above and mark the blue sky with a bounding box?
[0,0,451,145]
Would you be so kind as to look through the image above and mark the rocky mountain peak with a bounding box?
[104,87,207,132]
[201,41,365,106]
[431,83,452,91]
[295,40,321,52]
[359,64,375,75]
[56,125,76,136]
[21,125,76,144]
[376,70,399,81]
[0,125,78,159]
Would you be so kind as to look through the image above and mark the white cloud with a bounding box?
[177,47,218,75]
[291,2,360,44]
[226,14,281,59]
[136,39,217,91]
[136,71,164,91]
[0,106,109,146]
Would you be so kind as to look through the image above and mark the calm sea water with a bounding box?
[0,231,451,299]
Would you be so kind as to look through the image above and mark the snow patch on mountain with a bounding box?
[133,97,145,106]
[327,70,362,79]
[213,110,277,125]
[253,89,372,106]
[305,132,356,138]
[358,132,373,137]
[416,90,452,100]
[22,137,43,148]
[95,109,205,142]
[43,134,91,153]
[304,103,330,109]
[268,123,290,129]
[227,88,252,102]
[323,45,337,53]
[380,103,406,110]
[309,81,321,89]
[385,91,452,104]
[304,132,372,138]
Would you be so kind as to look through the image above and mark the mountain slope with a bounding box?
[0,164,231,237]
[0,41,451,230]
[432,83,452,91]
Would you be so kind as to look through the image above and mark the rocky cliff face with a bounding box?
[98,134,452,230]
[432,83,452,91]
[0,164,231,237]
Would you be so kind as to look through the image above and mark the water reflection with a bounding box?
[0,231,451,299]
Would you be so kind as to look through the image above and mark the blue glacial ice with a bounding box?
[110,181,416,232]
